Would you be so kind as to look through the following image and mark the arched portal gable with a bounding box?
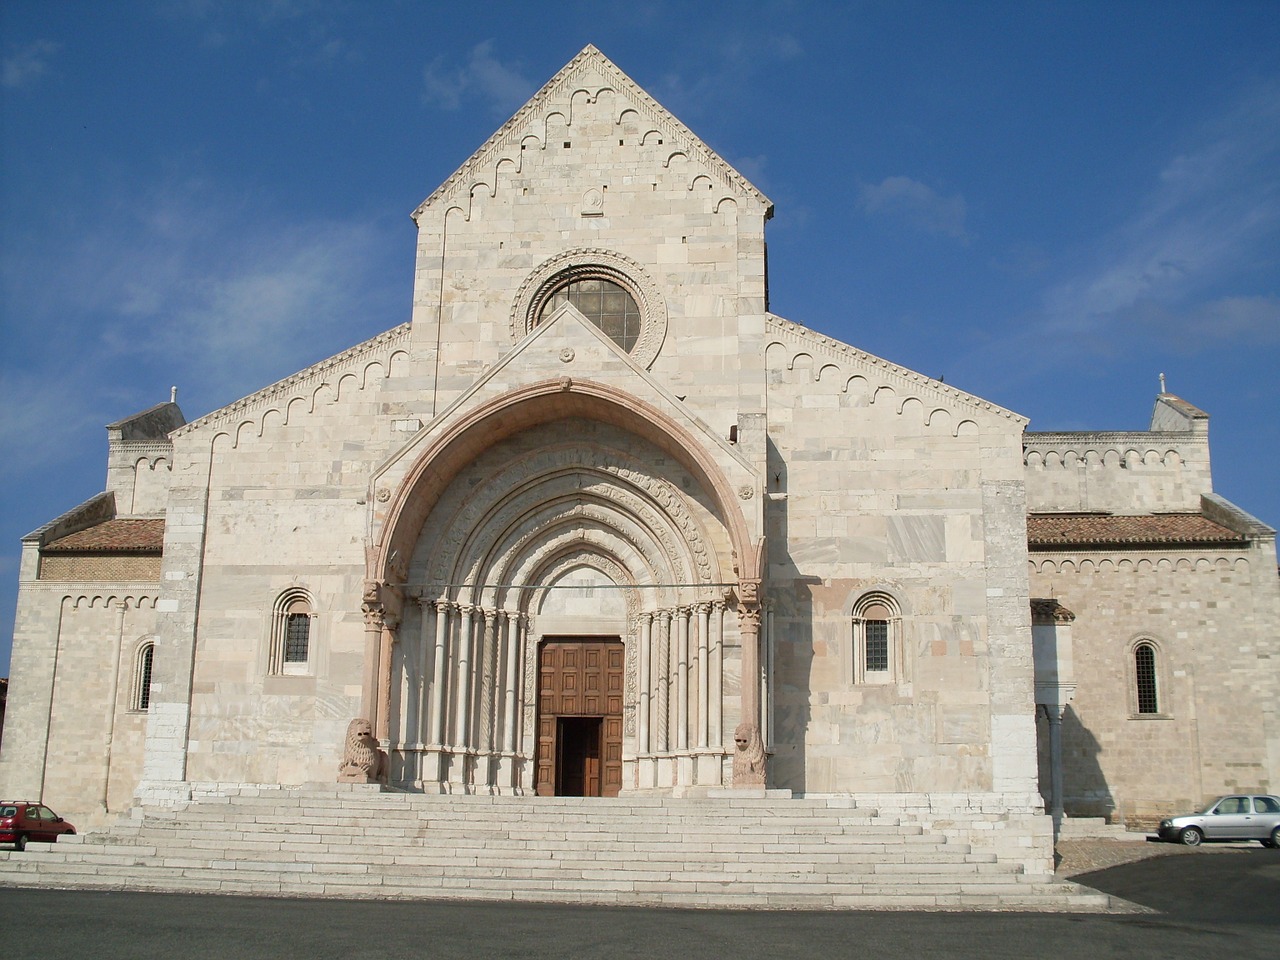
[374,379,760,590]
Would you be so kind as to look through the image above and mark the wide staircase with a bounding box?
[0,786,1125,911]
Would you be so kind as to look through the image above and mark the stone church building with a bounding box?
[3,47,1277,853]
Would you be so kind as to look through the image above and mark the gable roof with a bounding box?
[412,44,770,220]
[42,518,165,553]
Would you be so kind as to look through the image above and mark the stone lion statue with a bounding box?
[337,718,389,784]
[732,722,766,787]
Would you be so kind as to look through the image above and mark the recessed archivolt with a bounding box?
[416,438,720,591]
[453,487,690,606]
[527,548,639,620]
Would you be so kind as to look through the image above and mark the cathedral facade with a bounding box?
[3,48,1276,845]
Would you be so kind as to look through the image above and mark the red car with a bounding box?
[0,802,77,851]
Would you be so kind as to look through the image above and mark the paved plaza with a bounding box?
[1,846,1276,960]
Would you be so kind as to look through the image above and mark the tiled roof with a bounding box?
[42,519,165,553]
[1028,513,1246,548]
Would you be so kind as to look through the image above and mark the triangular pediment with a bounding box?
[376,303,758,488]
[412,44,770,220]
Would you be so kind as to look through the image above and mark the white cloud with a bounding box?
[422,40,535,116]
[858,176,971,243]
[656,32,803,119]
[1121,295,1280,346]
[1034,81,1280,345]
[2,39,60,89]
[949,81,1280,392]
[1,173,404,472]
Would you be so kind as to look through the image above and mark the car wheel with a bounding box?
[1270,826,1280,849]
[1179,827,1203,847]
[13,834,26,852]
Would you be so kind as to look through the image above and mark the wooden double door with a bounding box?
[536,638,624,797]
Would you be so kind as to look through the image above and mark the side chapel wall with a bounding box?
[761,319,1037,797]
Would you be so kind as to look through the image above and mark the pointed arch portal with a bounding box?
[365,380,761,794]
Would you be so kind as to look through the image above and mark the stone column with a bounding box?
[454,604,474,748]
[360,607,382,732]
[655,609,670,753]
[502,612,520,754]
[733,579,766,787]
[479,608,498,752]
[712,600,725,748]
[696,603,710,750]
[762,600,774,749]
[428,599,450,746]
[1043,704,1066,820]
[375,611,399,744]
[676,607,690,751]
[415,597,433,745]
[637,612,652,754]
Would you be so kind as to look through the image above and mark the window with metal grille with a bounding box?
[865,620,890,672]
[1135,643,1158,714]
[853,596,900,683]
[135,642,154,711]
[271,591,314,675]
[540,277,641,351]
[285,612,310,663]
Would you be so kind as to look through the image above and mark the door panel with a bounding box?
[536,638,624,797]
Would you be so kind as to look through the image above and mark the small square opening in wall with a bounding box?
[564,141,571,149]
[619,139,624,146]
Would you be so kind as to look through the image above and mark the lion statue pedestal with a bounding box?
[337,718,389,784]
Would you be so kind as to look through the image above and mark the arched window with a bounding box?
[132,641,155,711]
[1134,642,1159,714]
[271,590,314,675]
[539,277,642,351]
[853,593,903,684]
[514,250,667,367]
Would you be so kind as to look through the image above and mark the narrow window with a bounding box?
[853,596,900,683]
[134,642,155,711]
[865,620,890,672]
[1134,643,1158,714]
[271,590,314,675]
[285,611,310,664]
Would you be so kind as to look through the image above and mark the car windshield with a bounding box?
[1200,799,1225,814]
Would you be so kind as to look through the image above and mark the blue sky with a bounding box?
[2,1,1277,673]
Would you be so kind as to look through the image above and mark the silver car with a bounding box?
[1156,794,1280,847]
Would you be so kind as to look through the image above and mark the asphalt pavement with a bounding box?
[1,848,1276,960]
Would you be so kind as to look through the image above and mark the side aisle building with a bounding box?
[2,48,1276,852]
